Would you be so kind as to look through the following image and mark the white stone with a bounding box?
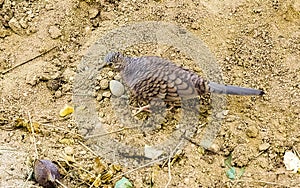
[109,80,125,97]
[284,151,300,173]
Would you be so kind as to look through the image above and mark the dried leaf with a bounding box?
[59,104,74,117]
[94,157,107,174]
[14,118,40,133]
[59,138,74,145]
[34,159,60,188]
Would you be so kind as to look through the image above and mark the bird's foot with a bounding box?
[132,104,151,116]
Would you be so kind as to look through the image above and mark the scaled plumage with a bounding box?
[104,52,264,104]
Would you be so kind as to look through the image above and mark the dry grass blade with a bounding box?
[1,46,57,75]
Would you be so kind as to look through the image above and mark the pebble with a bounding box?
[48,25,62,39]
[96,93,103,101]
[102,91,111,98]
[107,71,114,78]
[109,80,125,97]
[64,146,74,155]
[88,8,99,19]
[19,18,28,29]
[208,143,220,153]
[99,79,109,89]
[26,75,39,86]
[0,28,11,38]
[246,125,259,138]
[8,17,24,35]
[259,143,270,151]
[114,74,122,80]
[55,90,62,98]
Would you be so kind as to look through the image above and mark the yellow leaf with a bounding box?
[59,104,74,117]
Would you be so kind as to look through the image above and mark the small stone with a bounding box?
[114,74,122,80]
[223,110,229,116]
[47,79,60,91]
[99,79,109,89]
[62,84,71,93]
[64,146,74,155]
[19,18,28,29]
[96,93,103,101]
[109,80,125,97]
[54,90,62,98]
[0,28,11,38]
[26,75,39,86]
[246,125,259,138]
[102,91,111,98]
[208,143,220,153]
[89,8,99,19]
[259,143,270,151]
[107,71,114,78]
[8,17,24,35]
[99,111,104,117]
[39,75,50,81]
[48,25,62,39]
[100,11,114,20]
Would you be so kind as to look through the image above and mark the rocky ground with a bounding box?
[0,0,299,187]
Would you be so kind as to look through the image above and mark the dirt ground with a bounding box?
[1,0,300,187]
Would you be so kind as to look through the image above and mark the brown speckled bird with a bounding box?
[104,52,264,110]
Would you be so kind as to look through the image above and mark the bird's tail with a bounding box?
[208,81,264,96]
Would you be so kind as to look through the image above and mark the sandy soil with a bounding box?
[0,0,299,187]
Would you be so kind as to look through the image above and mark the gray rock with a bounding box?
[109,80,125,97]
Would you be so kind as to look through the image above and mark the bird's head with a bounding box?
[104,52,126,71]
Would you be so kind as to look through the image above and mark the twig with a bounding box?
[234,179,291,188]
[78,140,98,157]
[41,123,83,138]
[60,157,94,176]
[39,115,71,124]
[0,147,18,151]
[165,157,172,188]
[56,161,68,175]
[110,156,168,182]
[22,112,38,188]
[55,179,68,188]
[28,112,38,159]
[84,126,141,139]
[164,139,185,188]
[22,169,33,188]
[1,46,57,75]
[90,173,101,188]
